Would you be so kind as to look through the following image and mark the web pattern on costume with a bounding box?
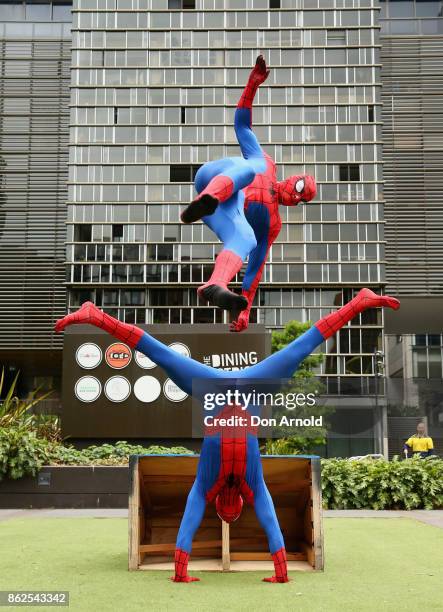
[55,302,143,348]
[238,55,269,110]
[205,406,255,508]
[266,547,289,583]
[315,288,400,340]
[199,174,234,204]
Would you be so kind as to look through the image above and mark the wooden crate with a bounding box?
[128,454,323,573]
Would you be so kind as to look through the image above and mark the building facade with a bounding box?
[0,1,71,395]
[380,0,443,454]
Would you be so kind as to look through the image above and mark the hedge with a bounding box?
[2,427,442,510]
[321,457,443,510]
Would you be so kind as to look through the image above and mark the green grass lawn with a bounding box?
[1,517,442,612]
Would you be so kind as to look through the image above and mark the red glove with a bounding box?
[230,309,250,333]
[238,55,270,109]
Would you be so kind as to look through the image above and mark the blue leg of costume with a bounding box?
[193,157,260,261]
[245,437,285,554]
[175,437,221,552]
[135,325,325,394]
[135,332,226,396]
[185,109,267,305]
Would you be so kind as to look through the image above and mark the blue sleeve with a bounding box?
[234,107,266,172]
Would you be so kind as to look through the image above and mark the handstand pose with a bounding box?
[55,288,399,583]
[181,56,317,331]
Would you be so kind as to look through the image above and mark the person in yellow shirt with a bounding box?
[404,422,434,458]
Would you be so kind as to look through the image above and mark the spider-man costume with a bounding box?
[55,288,400,583]
[181,56,317,331]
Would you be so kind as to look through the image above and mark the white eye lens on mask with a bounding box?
[295,179,304,193]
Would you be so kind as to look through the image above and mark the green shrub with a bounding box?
[49,441,194,466]
[0,426,54,480]
[0,368,53,432]
[0,431,195,480]
[321,457,443,510]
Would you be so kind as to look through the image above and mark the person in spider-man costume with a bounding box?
[180,56,317,332]
[55,288,399,583]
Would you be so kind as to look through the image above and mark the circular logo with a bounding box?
[75,376,101,403]
[105,343,132,369]
[135,350,156,370]
[168,342,191,358]
[163,378,188,402]
[75,343,102,369]
[104,376,131,402]
[134,376,161,403]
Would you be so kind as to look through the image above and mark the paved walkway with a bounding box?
[324,509,443,529]
[1,508,443,528]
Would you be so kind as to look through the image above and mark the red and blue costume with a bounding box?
[55,289,400,583]
[181,56,317,331]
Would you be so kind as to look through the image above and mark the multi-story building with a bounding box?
[380,0,443,454]
[0,0,71,396]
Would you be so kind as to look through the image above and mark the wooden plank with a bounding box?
[222,521,230,571]
[300,540,314,568]
[128,456,139,571]
[230,552,306,561]
[138,558,314,572]
[140,539,223,554]
[139,456,199,478]
[311,457,324,570]
[140,537,262,554]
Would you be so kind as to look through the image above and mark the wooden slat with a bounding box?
[230,552,306,562]
[128,456,139,571]
[222,521,230,571]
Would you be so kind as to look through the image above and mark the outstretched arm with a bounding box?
[235,55,269,165]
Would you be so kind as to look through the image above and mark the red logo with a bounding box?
[105,343,132,369]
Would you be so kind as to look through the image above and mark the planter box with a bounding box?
[0,466,129,508]
[129,454,324,573]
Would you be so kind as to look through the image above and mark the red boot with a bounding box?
[238,54,270,110]
[170,548,200,583]
[54,302,143,349]
[197,250,247,312]
[315,288,400,340]
[181,175,234,224]
[263,547,289,583]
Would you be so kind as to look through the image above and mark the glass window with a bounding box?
[413,349,428,378]
[26,2,51,21]
[416,1,443,17]
[389,0,415,18]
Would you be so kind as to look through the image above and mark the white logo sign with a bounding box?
[135,350,156,370]
[134,376,161,403]
[104,376,131,403]
[75,376,101,403]
[163,378,188,403]
[203,351,258,371]
[75,343,102,369]
[168,342,191,358]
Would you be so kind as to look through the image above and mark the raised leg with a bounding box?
[238,288,400,380]
[197,192,257,313]
[182,155,262,224]
[55,302,225,396]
